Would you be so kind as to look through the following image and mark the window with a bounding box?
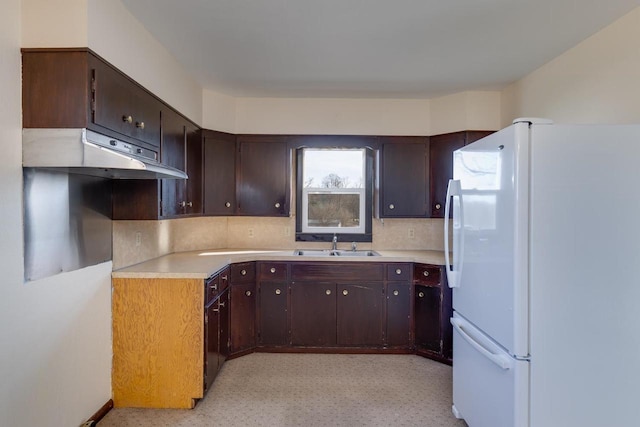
[296,147,373,242]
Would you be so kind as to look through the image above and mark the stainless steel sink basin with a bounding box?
[293,249,380,257]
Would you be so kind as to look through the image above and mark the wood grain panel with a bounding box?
[112,278,204,408]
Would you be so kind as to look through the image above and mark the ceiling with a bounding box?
[121,0,639,99]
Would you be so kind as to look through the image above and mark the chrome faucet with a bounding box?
[332,234,338,251]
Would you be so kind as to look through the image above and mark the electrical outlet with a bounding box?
[135,231,142,246]
[248,228,254,238]
[408,228,415,239]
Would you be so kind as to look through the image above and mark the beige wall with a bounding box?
[501,7,640,126]
[2,1,112,426]
[21,0,88,47]
[204,90,502,135]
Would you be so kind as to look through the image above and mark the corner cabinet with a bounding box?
[379,137,430,218]
[429,130,493,218]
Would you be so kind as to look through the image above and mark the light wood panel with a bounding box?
[112,278,203,408]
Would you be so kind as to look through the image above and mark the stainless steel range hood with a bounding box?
[23,128,188,179]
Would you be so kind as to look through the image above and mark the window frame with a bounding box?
[295,145,374,243]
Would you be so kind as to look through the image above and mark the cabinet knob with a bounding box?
[186,201,193,208]
[389,204,395,210]
[418,291,425,298]
[241,269,247,276]
[342,289,349,296]
[225,202,231,208]
[325,289,332,295]
[274,202,281,209]
[122,115,132,123]
[270,267,276,273]
[179,201,186,208]
[393,290,399,296]
[275,289,281,295]
[395,268,402,275]
[245,290,252,297]
[136,121,145,129]
[435,203,442,210]
[423,270,429,277]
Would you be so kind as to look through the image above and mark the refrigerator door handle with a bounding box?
[451,317,512,370]
[445,179,462,288]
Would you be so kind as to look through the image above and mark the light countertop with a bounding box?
[112,249,448,279]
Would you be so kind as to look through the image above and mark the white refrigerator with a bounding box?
[444,119,640,427]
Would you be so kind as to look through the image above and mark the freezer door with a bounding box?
[452,313,529,427]
[450,122,530,357]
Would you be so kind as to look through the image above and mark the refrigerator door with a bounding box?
[451,122,530,357]
[451,313,529,427]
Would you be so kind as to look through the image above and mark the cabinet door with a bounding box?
[380,139,428,217]
[203,133,237,215]
[386,282,411,347]
[414,284,441,353]
[337,282,384,346]
[229,282,256,354]
[430,131,493,218]
[204,299,220,392]
[160,109,187,217]
[237,136,290,216]
[218,290,230,366]
[290,282,336,346]
[258,281,289,346]
[185,124,203,215]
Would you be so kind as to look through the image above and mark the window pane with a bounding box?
[308,193,360,228]
[303,149,364,189]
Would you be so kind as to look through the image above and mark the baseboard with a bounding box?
[82,399,113,426]
[416,349,452,365]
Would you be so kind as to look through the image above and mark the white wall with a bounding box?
[203,89,237,133]
[501,7,640,126]
[2,1,112,426]
[430,91,502,135]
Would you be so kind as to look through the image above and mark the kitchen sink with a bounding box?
[293,249,380,257]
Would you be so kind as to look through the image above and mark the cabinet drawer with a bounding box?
[258,262,288,281]
[290,262,384,282]
[413,264,441,286]
[230,262,255,283]
[386,263,411,281]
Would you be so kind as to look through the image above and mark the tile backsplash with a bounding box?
[113,216,447,269]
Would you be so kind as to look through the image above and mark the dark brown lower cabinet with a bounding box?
[204,288,228,392]
[229,282,256,355]
[290,282,336,346]
[386,282,412,347]
[336,282,384,346]
[414,284,442,353]
[258,281,289,346]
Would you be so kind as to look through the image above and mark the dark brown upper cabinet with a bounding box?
[203,130,237,215]
[429,131,494,218]
[236,135,290,217]
[379,137,430,218]
[112,108,201,220]
[22,48,163,150]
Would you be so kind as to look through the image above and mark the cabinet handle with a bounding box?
[270,267,276,274]
[342,290,348,296]
[325,289,331,295]
[245,290,252,297]
[136,121,145,129]
[423,270,430,277]
[212,308,220,312]
[389,204,395,210]
[221,275,228,281]
[435,203,442,210]
[122,115,132,123]
[209,283,217,291]
[241,269,247,276]
[275,289,281,295]
[395,268,402,275]
[219,301,226,307]
[274,202,281,209]
[393,290,399,296]
[225,202,231,208]
[418,291,425,298]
